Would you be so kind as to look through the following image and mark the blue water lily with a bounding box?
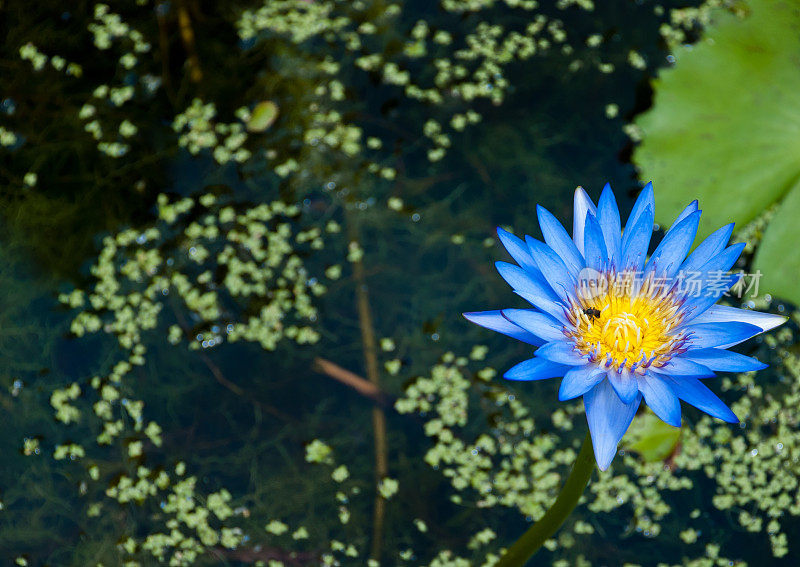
[465,183,786,470]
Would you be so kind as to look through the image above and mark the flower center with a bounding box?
[566,271,687,372]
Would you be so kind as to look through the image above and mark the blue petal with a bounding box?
[583,213,609,271]
[573,186,597,255]
[495,259,567,324]
[651,357,715,377]
[584,379,642,471]
[501,309,565,342]
[658,375,738,423]
[497,227,539,273]
[683,321,762,349]
[526,239,576,301]
[463,311,544,346]
[668,200,699,232]
[514,290,569,325]
[558,364,606,400]
[537,205,585,276]
[535,341,586,366]
[686,243,745,276]
[680,272,742,321]
[679,349,768,372]
[624,182,654,237]
[621,205,654,272]
[495,261,560,305]
[637,373,681,427]
[597,183,622,265]
[676,245,745,304]
[645,211,701,279]
[607,367,638,403]
[680,223,734,274]
[504,357,571,381]
[690,305,787,334]
[676,244,745,306]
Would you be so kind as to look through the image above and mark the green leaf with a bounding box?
[247,101,280,132]
[634,0,800,302]
[753,178,800,301]
[622,408,680,462]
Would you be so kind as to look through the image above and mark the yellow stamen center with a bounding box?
[566,271,687,372]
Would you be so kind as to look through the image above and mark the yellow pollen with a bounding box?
[567,271,686,372]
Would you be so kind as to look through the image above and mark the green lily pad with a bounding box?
[247,100,280,132]
[622,408,681,462]
[633,0,800,304]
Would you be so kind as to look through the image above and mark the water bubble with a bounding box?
[666,55,676,64]
[1,98,16,115]
[239,37,256,50]
[161,288,169,295]
[431,333,440,341]
[226,324,234,333]
[196,334,203,341]
[136,234,146,244]
[325,181,336,191]
[411,213,421,222]
[166,258,174,266]
[211,325,220,334]
[189,246,197,255]
[750,448,758,457]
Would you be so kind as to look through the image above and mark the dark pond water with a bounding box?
[0,1,795,566]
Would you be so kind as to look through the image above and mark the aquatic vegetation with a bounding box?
[633,0,800,305]
[65,192,330,354]
[47,191,340,563]
[465,183,784,469]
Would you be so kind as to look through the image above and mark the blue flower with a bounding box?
[465,183,786,470]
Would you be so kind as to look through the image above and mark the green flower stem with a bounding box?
[495,431,596,567]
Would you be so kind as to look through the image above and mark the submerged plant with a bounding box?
[465,182,785,564]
